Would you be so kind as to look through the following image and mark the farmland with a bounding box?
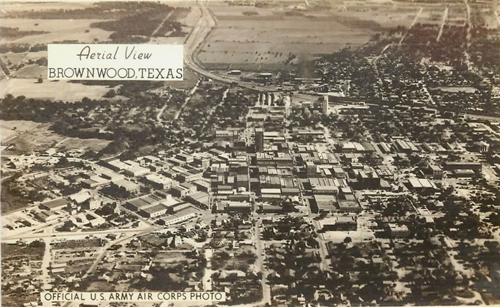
[0,79,117,101]
[196,1,454,71]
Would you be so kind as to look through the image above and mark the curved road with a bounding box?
[184,3,278,93]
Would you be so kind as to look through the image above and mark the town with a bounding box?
[1,0,500,307]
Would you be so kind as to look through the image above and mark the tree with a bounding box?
[104,89,116,98]
[344,236,352,244]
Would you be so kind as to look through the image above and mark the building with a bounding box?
[388,223,409,238]
[428,164,443,179]
[40,198,69,211]
[309,178,344,195]
[320,216,357,231]
[224,202,252,214]
[192,179,211,193]
[178,169,203,183]
[338,199,362,213]
[444,162,482,171]
[313,195,337,213]
[86,212,105,226]
[306,161,317,177]
[33,210,58,223]
[186,192,210,209]
[144,174,173,190]
[171,183,197,198]
[161,207,198,226]
[475,141,490,153]
[169,202,191,213]
[259,204,284,213]
[255,128,264,152]
[407,178,437,191]
[140,204,169,218]
[112,179,141,194]
[322,96,329,114]
[125,194,163,211]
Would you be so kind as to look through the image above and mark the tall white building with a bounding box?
[322,96,329,115]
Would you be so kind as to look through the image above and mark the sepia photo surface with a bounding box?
[1,0,500,306]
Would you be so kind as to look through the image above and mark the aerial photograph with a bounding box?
[1,0,500,306]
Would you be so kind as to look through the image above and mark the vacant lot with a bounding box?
[1,18,113,44]
[0,79,114,101]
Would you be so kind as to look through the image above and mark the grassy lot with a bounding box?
[52,239,103,250]
[211,246,257,271]
[1,186,31,214]
[1,122,110,155]
[87,281,115,291]
[1,242,45,260]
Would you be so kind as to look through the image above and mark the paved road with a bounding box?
[83,229,154,278]
[436,7,448,42]
[183,3,278,93]
[399,7,423,45]
[151,10,175,37]
[156,94,171,123]
[2,226,157,241]
[202,248,214,291]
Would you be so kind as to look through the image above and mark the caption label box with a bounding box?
[41,292,225,302]
[48,44,184,81]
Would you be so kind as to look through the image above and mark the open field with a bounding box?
[2,123,110,155]
[331,3,424,28]
[0,79,116,101]
[0,120,39,142]
[1,18,113,44]
[1,50,47,67]
[54,137,111,153]
[198,1,468,71]
[199,17,372,71]
[11,64,46,79]
[1,2,94,13]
